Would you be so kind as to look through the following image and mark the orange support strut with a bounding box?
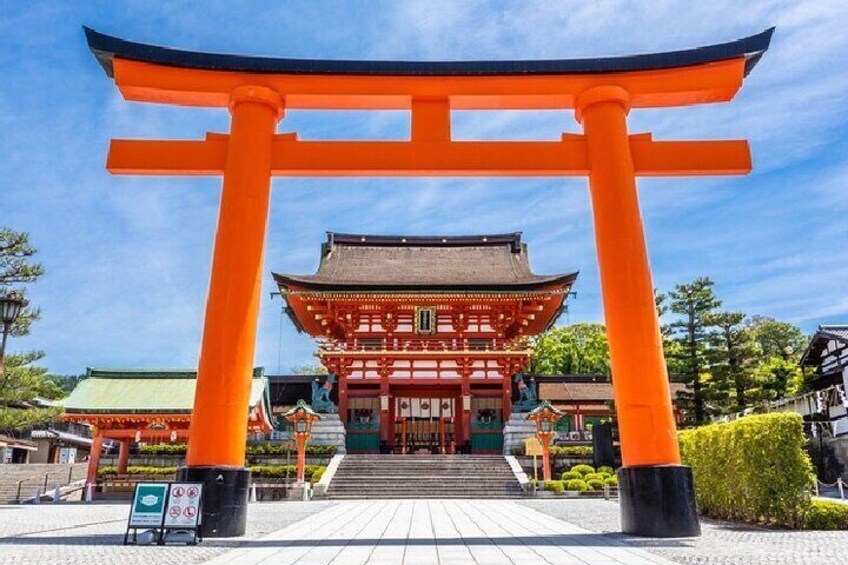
[577,86,680,467]
[185,86,283,468]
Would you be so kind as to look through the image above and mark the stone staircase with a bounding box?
[0,463,88,503]
[323,454,523,499]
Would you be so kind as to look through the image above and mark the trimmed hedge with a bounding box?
[561,471,582,481]
[138,443,187,454]
[98,465,177,477]
[597,465,615,475]
[550,445,593,457]
[248,464,326,480]
[512,445,593,457]
[679,412,814,528]
[603,476,618,487]
[802,499,848,530]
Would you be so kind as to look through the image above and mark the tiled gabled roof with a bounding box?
[62,368,268,414]
[274,232,577,291]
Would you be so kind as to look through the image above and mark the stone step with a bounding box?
[324,454,521,499]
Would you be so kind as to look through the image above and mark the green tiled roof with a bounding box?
[62,367,268,414]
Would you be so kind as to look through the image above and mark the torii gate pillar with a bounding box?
[176,86,282,537]
[579,86,698,536]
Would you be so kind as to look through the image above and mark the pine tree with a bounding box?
[0,228,44,336]
[705,312,759,412]
[0,228,55,432]
[667,277,721,425]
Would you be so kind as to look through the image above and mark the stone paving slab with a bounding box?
[205,500,679,565]
[0,501,334,565]
[522,499,848,565]
[2,498,844,564]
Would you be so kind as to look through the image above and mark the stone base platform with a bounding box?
[502,412,537,455]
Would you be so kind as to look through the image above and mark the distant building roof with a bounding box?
[274,232,577,291]
[800,325,848,388]
[63,367,268,414]
[535,375,687,403]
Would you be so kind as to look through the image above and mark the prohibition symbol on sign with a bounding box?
[171,486,185,498]
[184,506,197,518]
[187,486,199,498]
[169,506,181,518]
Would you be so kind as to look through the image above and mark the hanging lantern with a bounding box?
[134,430,141,443]
[170,430,177,442]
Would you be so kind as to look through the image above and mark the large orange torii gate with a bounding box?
[85,27,772,538]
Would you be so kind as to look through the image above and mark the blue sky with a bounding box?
[2,1,847,375]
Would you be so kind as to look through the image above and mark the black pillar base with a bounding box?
[177,466,250,538]
[617,465,700,538]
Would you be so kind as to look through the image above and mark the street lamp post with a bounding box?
[527,401,565,482]
[0,296,28,377]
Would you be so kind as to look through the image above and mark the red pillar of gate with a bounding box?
[86,429,103,488]
[577,85,698,537]
[117,439,130,474]
[179,85,283,537]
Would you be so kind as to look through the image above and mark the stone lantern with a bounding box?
[526,400,564,482]
[284,400,322,485]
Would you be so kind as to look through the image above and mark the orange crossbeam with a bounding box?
[113,58,746,110]
[107,135,750,177]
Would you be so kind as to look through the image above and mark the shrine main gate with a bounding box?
[85,26,773,537]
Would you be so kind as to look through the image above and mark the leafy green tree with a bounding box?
[667,277,721,425]
[42,374,86,395]
[754,356,804,400]
[0,352,63,430]
[656,291,686,378]
[747,316,808,361]
[705,312,759,411]
[529,323,610,375]
[289,364,328,375]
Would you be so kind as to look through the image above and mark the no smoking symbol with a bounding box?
[184,506,197,518]
[169,506,181,518]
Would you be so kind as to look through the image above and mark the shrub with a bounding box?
[570,464,595,476]
[603,476,618,487]
[564,479,588,491]
[561,471,582,481]
[310,467,326,484]
[597,465,615,475]
[586,479,604,491]
[545,480,565,493]
[584,472,606,481]
[801,499,848,530]
[679,412,814,528]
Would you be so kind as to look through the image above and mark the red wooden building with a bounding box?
[275,233,576,453]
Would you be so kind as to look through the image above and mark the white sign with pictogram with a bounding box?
[163,482,203,529]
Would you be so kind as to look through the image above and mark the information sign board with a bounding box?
[128,483,168,528]
[163,483,203,529]
[524,436,543,456]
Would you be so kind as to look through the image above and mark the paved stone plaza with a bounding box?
[0,499,845,564]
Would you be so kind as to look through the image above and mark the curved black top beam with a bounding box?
[84,26,773,79]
